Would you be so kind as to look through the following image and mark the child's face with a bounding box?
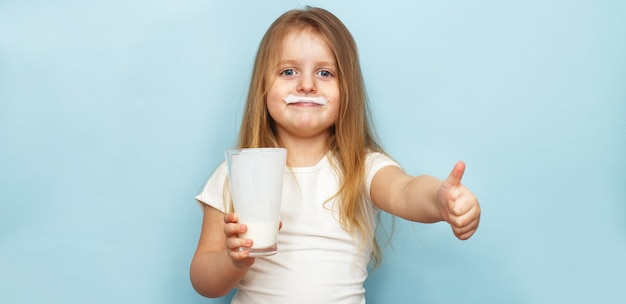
[266,29,340,142]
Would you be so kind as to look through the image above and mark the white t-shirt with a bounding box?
[195,152,400,304]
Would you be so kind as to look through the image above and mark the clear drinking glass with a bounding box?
[225,148,287,256]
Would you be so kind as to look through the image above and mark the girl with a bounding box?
[190,6,480,303]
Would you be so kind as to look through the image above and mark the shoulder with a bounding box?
[364,151,402,196]
[365,151,401,171]
[195,161,229,213]
[206,161,228,188]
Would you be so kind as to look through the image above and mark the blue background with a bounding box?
[1,0,625,303]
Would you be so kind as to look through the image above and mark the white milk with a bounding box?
[240,221,279,248]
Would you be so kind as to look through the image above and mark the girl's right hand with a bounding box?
[223,212,255,268]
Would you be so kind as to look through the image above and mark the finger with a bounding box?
[450,219,480,239]
[452,216,480,240]
[448,203,480,227]
[228,248,256,268]
[278,221,283,230]
[448,209,480,239]
[448,191,477,216]
[455,226,478,240]
[445,161,466,187]
[229,249,250,261]
[226,237,253,252]
[224,222,247,238]
[448,200,468,217]
[224,212,239,224]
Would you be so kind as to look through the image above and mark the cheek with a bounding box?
[329,96,341,114]
[265,97,283,120]
[266,93,283,108]
[267,85,285,105]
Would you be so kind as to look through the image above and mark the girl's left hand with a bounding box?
[436,161,481,240]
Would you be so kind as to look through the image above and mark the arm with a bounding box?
[370,161,481,240]
[190,204,254,298]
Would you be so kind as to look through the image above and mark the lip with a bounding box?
[288,101,324,107]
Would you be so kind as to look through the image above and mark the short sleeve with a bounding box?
[195,161,230,213]
[364,152,402,201]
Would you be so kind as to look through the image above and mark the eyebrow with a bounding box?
[278,59,337,68]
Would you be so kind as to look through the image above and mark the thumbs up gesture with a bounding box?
[437,161,481,240]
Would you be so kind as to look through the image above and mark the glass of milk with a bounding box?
[225,148,287,256]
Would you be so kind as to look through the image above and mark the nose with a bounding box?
[297,73,316,93]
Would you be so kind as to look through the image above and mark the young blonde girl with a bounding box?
[191,6,480,303]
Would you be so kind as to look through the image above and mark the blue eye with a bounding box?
[318,70,332,77]
[281,69,295,76]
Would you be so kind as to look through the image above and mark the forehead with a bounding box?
[281,28,325,45]
[277,29,335,62]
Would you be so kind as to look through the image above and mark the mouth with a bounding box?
[283,94,328,106]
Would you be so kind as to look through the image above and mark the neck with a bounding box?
[278,134,330,167]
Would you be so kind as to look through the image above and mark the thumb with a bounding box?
[445,161,466,187]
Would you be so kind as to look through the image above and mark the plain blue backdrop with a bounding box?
[1,0,625,303]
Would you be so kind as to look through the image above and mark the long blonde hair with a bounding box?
[237,6,387,266]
